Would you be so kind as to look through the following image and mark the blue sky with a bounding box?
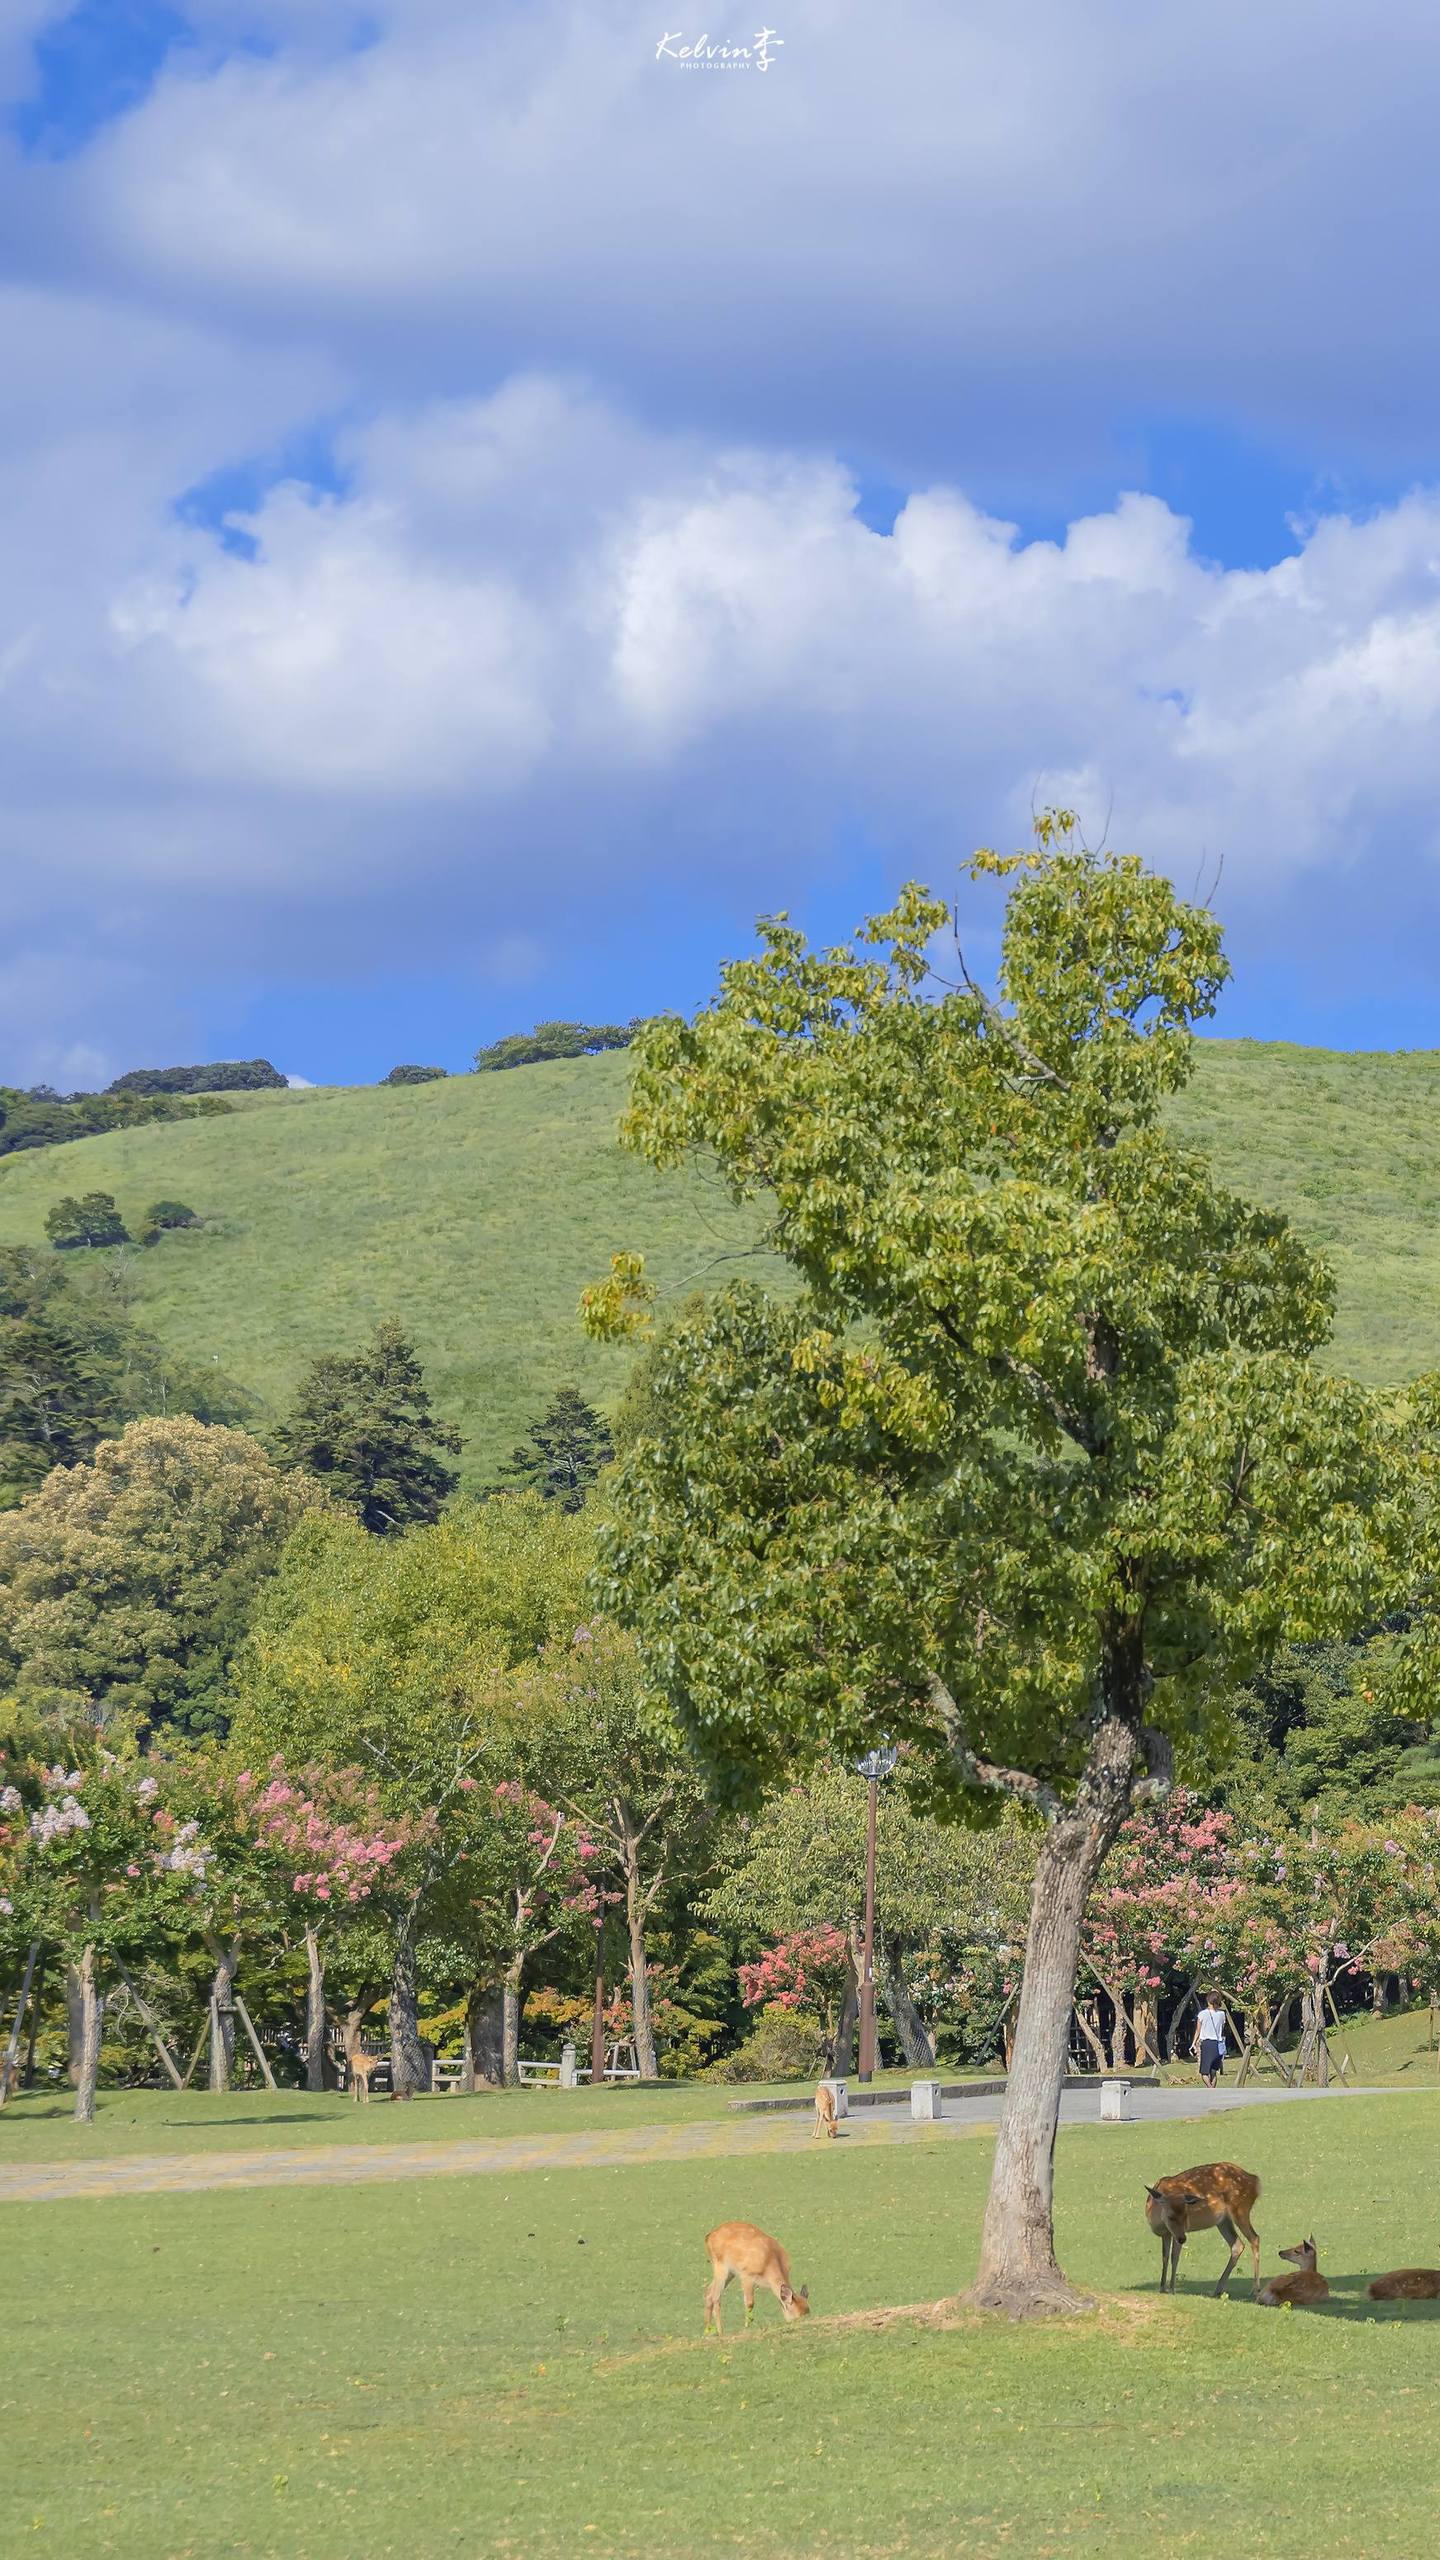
[6,1,1440,1084]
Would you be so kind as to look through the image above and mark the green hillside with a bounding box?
[2,1039,1440,1485]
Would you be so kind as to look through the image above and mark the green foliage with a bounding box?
[0,1414,324,1736]
[700,1999,824,2081]
[0,1085,231,1160]
[276,1319,461,1533]
[45,1191,129,1250]
[0,1246,252,1509]
[108,1060,285,1096]
[381,1065,448,1086]
[474,1020,639,1071]
[586,831,1418,1816]
[1221,1634,1431,1818]
[494,1386,613,1511]
[140,1200,200,1247]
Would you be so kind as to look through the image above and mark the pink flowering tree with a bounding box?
[1082,1795,1242,2066]
[738,1927,853,2047]
[2,1748,196,2121]
[231,1759,433,2090]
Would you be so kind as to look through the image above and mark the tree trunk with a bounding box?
[208,1941,238,2093]
[622,1828,660,2080]
[73,1943,104,2125]
[1132,1995,1158,2067]
[882,1943,935,2067]
[303,1929,328,2093]
[1164,1982,1197,2062]
[65,1960,86,2086]
[501,1955,525,2088]
[23,1952,45,2088]
[831,1943,859,2078]
[465,1983,504,2090]
[1107,1989,1130,2073]
[389,1914,430,2098]
[969,1714,1140,2318]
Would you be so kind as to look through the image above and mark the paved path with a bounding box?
[0,2081,1411,2208]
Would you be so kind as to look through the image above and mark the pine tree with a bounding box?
[276,1321,461,1533]
[495,1386,613,1512]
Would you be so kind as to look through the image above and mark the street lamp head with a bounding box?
[855,1746,898,1783]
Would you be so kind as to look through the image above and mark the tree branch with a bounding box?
[925,1671,1061,1821]
[1131,1725,1174,1806]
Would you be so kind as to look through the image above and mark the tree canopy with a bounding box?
[0,1415,324,1736]
[584,818,1425,2311]
[494,1386,613,1511]
[276,1319,461,1533]
[474,1020,640,1072]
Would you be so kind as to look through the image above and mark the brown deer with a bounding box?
[1145,2162,1262,2295]
[345,2035,381,2104]
[1257,2237,1329,2308]
[812,2084,839,2140]
[703,2222,811,2334]
[1367,2267,1440,2301]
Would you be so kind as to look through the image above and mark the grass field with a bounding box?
[4,2090,1438,2558]
[7,1040,1440,1477]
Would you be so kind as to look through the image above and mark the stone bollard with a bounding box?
[910,2079,944,2121]
[819,2076,849,2119]
[559,2041,579,2088]
[1100,2078,1130,2121]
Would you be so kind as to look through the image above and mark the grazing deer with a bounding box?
[813,2084,839,2140]
[703,2222,811,2334]
[1145,2162,1262,2295]
[1257,2237,1329,2308]
[345,2037,381,2104]
[1367,2267,1440,2301]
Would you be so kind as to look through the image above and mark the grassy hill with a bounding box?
[2,1039,1440,1485]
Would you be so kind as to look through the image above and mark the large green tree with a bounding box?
[0,1415,323,1737]
[584,821,1419,2314]
[276,1319,461,1533]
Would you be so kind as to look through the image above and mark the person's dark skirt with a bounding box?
[1199,2037,1222,2078]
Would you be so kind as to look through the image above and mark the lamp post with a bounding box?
[590,1891,607,2090]
[855,1746,897,2083]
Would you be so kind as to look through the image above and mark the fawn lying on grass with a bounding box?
[813,2084,839,2140]
[1368,2267,1440,2300]
[1257,2237,1329,2308]
[1145,2163,1262,2295]
[704,2222,811,2334]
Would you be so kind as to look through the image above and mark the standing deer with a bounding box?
[1257,2237,1329,2308]
[345,2035,381,2104]
[812,2084,839,2140]
[1145,2162,1262,2295]
[703,2222,811,2333]
[1367,2267,1440,2301]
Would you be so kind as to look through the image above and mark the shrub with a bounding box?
[139,1200,201,1247]
[382,1065,448,1086]
[474,1021,641,1072]
[701,2003,825,2083]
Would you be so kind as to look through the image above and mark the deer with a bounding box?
[1145,2162,1262,2296]
[703,2222,811,2334]
[1257,2236,1329,2308]
[345,2034,382,2104]
[1367,2267,1440,2300]
[812,2084,839,2140]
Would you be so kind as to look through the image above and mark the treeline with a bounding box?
[0,1086,235,1160]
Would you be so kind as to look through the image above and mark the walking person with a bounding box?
[1192,1992,1228,2090]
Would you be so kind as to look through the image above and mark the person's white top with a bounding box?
[1196,2006,1227,2049]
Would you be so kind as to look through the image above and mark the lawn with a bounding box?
[3,2091,1438,2558]
[9,1039,1440,1477]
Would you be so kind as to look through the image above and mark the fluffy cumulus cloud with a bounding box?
[5,0,1440,1073]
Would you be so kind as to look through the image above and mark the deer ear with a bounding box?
[1144,2185,1159,2200]
[797,2286,809,2302]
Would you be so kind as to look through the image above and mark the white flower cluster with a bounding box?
[135,1776,159,1802]
[30,1797,91,1844]
[0,1786,22,1814]
[160,1820,209,1881]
